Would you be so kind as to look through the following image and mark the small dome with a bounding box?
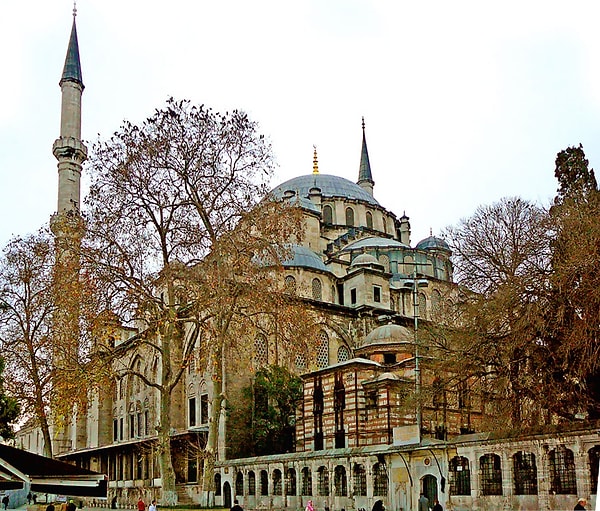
[350,253,379,267]
[282,244,330,273]
[362,324,413,347]
[416,235,451,253]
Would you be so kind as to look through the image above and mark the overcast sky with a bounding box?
[1,0,599,249]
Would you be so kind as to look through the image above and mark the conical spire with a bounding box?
[313,145,319,174]
[357,117,374,196]
[60,11,84,89]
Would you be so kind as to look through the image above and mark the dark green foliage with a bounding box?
[238,365,302,457]
[554,144,598,204]
[0,358,20,439]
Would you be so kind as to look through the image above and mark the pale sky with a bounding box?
[1,0,600,249]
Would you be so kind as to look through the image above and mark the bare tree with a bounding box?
[84,99,314,505]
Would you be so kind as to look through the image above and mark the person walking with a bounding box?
[418,493,429,511]
[432,498,443,511]
[305,500,314,511]
[137,498,145,511]
[148,500,157,511]
[230,500,243,511]
[575,497,587,510]
[2,494,9,510]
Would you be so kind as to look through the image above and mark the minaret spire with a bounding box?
[357,117,374,196]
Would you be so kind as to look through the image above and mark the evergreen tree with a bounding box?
[0,357,20,440]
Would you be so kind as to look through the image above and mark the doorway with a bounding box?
[223,482,232,508]
[421,474,438,507]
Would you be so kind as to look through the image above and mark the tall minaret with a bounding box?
[357,117,374,196]
[50,7,87,454]
[52,5,87,219]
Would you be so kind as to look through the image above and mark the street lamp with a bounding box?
[403,269,428,442]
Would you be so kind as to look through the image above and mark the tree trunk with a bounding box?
[157,387,177,506]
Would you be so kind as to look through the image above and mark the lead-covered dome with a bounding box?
[282,244,331,273]
[271,174,380,206]
[362,324,413,347]
[416,235,451,253]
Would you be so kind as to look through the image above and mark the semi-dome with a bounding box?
[282,244,330,273]
[271,174,380,206]
[362,324,413,347]
[416,235,451,253]
[342,236,409,252]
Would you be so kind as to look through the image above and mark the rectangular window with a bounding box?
[144,410,149,436]
[119,418,124,441]
[189,397,196,427]
[137,412,143,437]
[113,419,118,442]
[129,414,135,438]
[374,286,381,302]
[350,288,357,305]
[200,394,209,424]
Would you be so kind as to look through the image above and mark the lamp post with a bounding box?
[403,268,428,442]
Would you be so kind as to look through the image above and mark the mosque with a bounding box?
[13,11,600,511]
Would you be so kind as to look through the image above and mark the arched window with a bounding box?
[284,275,296,294]
[334,466,347,496]
[215,473,222,496]
[248,471,256,496]
[378,254,390,272]
[301,467,312,496]
[273,469,282,495]
[431,289,442,312]
[366,211,373,229]
[317,466,329,496]
[418,292,427,318]
[323,205,333,224]
[549,446,577,494]
[513,451,537,495]
[373,462,388,496]
[316,330,329,368]
[285,468,297,496]
[353,464,366,496]
[254,334,268,368]
[260,469,268,496]
[480,454,502,495]
[589,446,600,494]
[345,207,355,226]
[235,471,244,496]
[449,456,470,495]
[337,345,350,363]
[312,278,322,301]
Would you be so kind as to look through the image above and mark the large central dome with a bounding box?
[271,174,380,206]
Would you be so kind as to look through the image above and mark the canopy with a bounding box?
[0,444,106,498]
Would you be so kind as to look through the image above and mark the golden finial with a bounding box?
[73,0,77,17]
[362,116,365,131]
[312,145,319,174]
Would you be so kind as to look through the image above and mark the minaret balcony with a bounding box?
[53,136,88,163]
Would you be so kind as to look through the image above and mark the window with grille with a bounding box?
[373,462,388,496]
[366,211,373,229]
[254,334,268,368]
[295,354,306,371]
[418,292,426,318]
[317,466,329,496]
[353,464,366,496]
[346,207,355,226]
[285,468,297,496]
[480,454,502,495]
[316,330,329,368]
[273,469,282,495]
[513,451,537,495]
[215,473,222,496]
[449,456,471,496]
[589,446,600,494]
[337,345,350,363]
[323,205,333,224]
[549,446,577,494]
[200,394,208,424]
[248,471,256,495]
[260,469,268,495]
[236,471,244,496]
[312,278,323,301]
[431,290,442,312]
[458,381,471,410]
[284,275,296,294]
[188,397,196,427]
[390,297,395,311]
[301,467,312,495]
[334,466,347,496]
